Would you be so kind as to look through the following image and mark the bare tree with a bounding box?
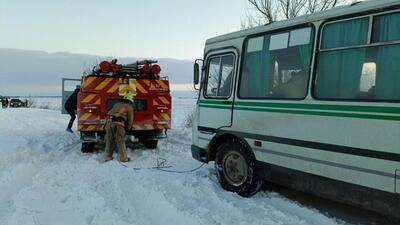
[240,10,268,29]
[248,0,277,23]
[277,0,308,19]
[243,0,351,28]
[307,0,341,13]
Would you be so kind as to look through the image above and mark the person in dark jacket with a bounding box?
[64,87,80,133]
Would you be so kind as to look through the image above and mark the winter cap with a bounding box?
[74,85,81,92]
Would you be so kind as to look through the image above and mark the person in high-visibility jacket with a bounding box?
[104,93,134,162]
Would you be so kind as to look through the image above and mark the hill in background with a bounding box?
[0,48,194,96]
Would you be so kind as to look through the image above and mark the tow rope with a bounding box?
[111,137,205,173]
[117,155,206,173]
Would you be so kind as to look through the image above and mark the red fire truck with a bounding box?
[71,59,171,152]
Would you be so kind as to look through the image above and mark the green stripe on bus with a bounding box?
[235,102,400,115]
[199,104,231,109]
[233,106,400,121]
[199,100,233,105]
[199,100,400,114]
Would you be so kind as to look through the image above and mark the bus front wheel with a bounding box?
[215,139,263,197]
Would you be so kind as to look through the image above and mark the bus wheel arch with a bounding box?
[211,134,263,197]
[208,134,242,161]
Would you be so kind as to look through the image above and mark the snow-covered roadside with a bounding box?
[0,99,349,225]
[31,97,61,111]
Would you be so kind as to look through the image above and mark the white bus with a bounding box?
[192,0,400,218]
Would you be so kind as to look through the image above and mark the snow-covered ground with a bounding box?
[31,97,61,111]
[0,98,352,225]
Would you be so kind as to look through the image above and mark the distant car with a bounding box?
[0,97,6,108]
[9,99,24,108]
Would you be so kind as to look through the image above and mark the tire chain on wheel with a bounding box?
[215,138,263,197]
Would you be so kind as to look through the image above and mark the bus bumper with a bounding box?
[191,145,208,163]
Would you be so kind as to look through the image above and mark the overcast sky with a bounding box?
[0,0,248,60]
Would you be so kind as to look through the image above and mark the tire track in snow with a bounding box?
[136,164,345,225]
[0,109,81,224]
[120,176,205,225]
[123,121,347,225]
[8,150,130,225]
[1,132,80,224]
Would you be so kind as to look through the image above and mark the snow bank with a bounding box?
[31,97,62,111]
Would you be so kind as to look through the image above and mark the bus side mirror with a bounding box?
[194,62,200,85]
[193,59,203,91]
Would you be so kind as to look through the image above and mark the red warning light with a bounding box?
[111,64,122,72]
[141,64,150,74]
[99,61,111,73]
[151,64,161,75]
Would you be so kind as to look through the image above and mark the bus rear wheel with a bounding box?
[215,139,263,197]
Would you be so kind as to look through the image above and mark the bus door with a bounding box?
[198,52,237,133]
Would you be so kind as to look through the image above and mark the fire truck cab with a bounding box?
[71,59,171,152]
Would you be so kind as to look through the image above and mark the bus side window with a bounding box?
[206,57,221,97]
[358,62,376,99]
[239,27,313,99]
[269,28,313,99]
[205,54,235,98]
[315,12,400,101]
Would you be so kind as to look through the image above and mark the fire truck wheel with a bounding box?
[215,139,263,197]
[81,142,95,153]
[144,140,158,149]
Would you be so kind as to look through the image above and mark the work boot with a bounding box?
[120,156,130,162]
[66,128,73,133]
[104,156,113,162]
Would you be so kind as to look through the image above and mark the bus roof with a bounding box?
[206,0,400,45]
